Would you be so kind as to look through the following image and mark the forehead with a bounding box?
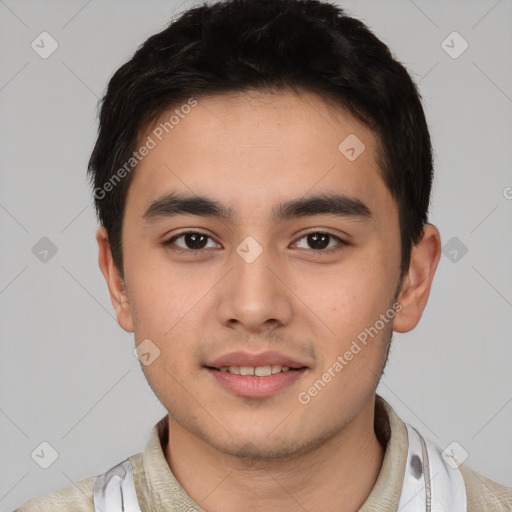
[126,89,392,222]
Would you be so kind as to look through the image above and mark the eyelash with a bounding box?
[163,229,348,255]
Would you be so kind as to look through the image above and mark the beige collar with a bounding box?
[133,395,407,511]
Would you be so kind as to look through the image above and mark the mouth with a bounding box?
[205,364,305,376]
[203,352,309,398]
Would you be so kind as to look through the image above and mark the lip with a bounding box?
[205,366,308,398]
[204,350,309,399]
[205,350,308,369]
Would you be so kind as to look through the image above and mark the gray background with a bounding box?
[1,0,511,509]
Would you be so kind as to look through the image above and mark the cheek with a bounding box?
[314,262,391,329]
[303,260,396,387]
[126,265,212,387]
[125,255,212,334]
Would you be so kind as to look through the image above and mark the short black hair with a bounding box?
[88,0,433,279]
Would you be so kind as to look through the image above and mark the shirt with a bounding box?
[14,395,512,511]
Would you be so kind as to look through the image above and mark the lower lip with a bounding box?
[205,367,307,398]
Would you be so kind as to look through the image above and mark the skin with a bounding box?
[97,88,441,512]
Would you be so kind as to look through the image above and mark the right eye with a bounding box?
[163,230,222,254]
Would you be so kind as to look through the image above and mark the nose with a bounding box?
[216,240,293,334]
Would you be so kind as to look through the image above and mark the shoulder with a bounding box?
[460,464,512,512]
[13,452,146,512]
[13,474,97,512]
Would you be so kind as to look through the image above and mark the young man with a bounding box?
[15,0,511,510]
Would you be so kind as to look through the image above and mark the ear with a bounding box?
[96,226,134,333]
[393,224,441,333]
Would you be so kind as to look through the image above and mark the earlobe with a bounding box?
[96,227,135,333]
[393,224,441,333]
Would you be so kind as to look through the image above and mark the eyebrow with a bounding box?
[142,191,372,223]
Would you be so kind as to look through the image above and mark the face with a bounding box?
[104,89,408,459]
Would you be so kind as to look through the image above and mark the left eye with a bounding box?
[165,231,221,252]
[293,232,345,251]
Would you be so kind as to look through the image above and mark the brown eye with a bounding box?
[294,231,346,252]
[164,231,220,252]
[307,233,330,250]
[181,233,208,249]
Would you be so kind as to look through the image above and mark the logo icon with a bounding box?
[31,32,59,59]
[32,237,58,263]
[442,441,469,469]
[31,441,59,469]
[338,134,366,161]
[236,236,263,263]
[133,338,161,366]
[442,236,468,263]
[441,32,469,59]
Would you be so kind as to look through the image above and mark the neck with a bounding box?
[164,396,385,512]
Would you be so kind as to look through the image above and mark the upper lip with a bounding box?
[205,351,308,369]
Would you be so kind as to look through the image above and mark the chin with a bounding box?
[219,439,309,461]
[204,427,336,463]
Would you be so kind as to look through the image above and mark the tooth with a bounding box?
[255,365,272,377]
[223,365,293,376]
